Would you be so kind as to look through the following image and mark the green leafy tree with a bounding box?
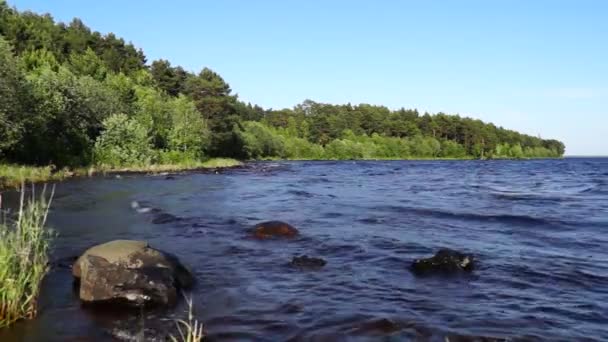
[0,35,28,156]
[67,47,107,80]
[167,95,209,156]
[93,113,154,166]
[22,65,117,165]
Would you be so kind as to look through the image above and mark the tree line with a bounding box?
[0,1,565,167]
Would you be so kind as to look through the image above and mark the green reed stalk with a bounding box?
[169,294,205,342]
[0,184,54,328]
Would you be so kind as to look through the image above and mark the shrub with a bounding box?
[93,113,155,167]
[240,121,285,159]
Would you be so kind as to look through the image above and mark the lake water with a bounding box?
[1,159,607,341]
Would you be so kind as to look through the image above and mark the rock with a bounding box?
[410,248,474,275]
[52,255,78,270]
[252,221,299,239]
[73,240,194,307]
[444,334,508,342]
[152,213,180,224]
[108,315,172,341]
[290,255,326,269]
[354,318,405,334]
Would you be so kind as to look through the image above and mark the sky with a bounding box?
[9,0,608,155]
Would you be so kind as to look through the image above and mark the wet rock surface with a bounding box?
[73,240,194,307]
[252,220,299,239]
[108,316,173,342]
[151,212,181,224]
[411,248,475,276]
[290,255,327,269]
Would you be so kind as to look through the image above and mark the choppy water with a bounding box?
[1,159,607,341]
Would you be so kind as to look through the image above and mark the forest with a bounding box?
[0,1,565,169]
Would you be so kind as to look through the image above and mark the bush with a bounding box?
[93,113,155,167]
[239,121,285,159]
[283,137,324,159]
[157,150,199,165]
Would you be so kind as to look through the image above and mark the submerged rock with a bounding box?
[108,316,172,342]
[151,212,180,224]
[52,255,78,270]
[73,240,194,307]
[411,248,474,276]
[290,255,327,269]
[252,221,299,239]
[444,333,508,342]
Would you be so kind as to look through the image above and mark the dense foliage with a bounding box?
[0,1,564,167]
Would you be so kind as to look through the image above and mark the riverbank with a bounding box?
[2,157,569,189]
[0,158,242,189]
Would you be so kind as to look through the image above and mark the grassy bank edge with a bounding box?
[257,156,564,161]
[0,156,566,189]
[0,158,242,189]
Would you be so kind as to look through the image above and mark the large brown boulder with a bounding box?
[252,221,299,239]
[73,240,194,307]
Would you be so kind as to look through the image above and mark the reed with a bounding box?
[169,294,205,342]
[0,185,54,328]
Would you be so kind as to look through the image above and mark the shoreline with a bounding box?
[0,158,242,190]
[0,156,569,190]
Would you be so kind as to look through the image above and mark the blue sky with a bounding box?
[10,0,608,155]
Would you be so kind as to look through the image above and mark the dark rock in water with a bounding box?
[80,255,176,306]
[411,248,474,275]
[108,315,172,342]
[449,335,507,342]
[353,318,409,334]
[73,240,194,307]
[164,175,176,180]
[444,333,508,342]
[52,255,78,270]
[290,255,327,269]
[152,212,180,224]
[252,221,299,239]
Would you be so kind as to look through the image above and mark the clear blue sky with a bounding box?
[10,0,608,155]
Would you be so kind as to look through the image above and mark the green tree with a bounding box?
[150,59,188,96]
[93,113,154,166]
[0,35,28,156]
[67,47,107,81]
[184,67,236,130]
[167,95,209,156]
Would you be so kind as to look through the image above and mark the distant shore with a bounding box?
[0,157,572,190]
[0,158,242,189]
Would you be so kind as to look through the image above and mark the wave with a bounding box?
[374,205,569,228]
[286,189,315,198]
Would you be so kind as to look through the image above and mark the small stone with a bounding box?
[290,255,326,269]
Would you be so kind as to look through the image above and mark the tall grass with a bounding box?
[0,185,54,328]
[169,294,205,342]
[0,158,242,189]
[0,165,70,189]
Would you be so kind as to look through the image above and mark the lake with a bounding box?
[1,159,607,341]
